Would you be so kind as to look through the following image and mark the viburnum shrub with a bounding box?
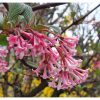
[0,27,88,90]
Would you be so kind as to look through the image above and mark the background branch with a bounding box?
[61,4,100,33]
[21,59,36,70]
[3,3,66,11]
[49,4,70,25]
[32,3,67,11]
[27,78,48,97]
[3,3,8,10]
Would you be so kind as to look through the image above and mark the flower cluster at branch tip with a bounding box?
[0,46,8,72]
[6,28,88,90]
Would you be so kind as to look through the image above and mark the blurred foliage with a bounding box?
[0,34,8,46]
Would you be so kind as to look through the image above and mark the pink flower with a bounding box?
[0,46,8,57]
[34,48,58,79]
[0,58,8,72]
[59,36,78,55]
[49,68,88,90]
[7,34,32,59]
[15,46,25,59]
[21,29,88,90]
[6,29,88,90]
[15,40,32,59]
[20,30,33,40]
[7,34,18,48]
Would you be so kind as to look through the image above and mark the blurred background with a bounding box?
[0,3,100,97]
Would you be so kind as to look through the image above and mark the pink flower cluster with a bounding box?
[7,34,32,59]
[0,46,8,72]
[7,28,88,90]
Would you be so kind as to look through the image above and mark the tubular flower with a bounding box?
[7,34,18,48]
[34,47,60,79]
[0,46,8,57]
[6,28,88,90]
[49,68,88,90]
[7,34,32,59]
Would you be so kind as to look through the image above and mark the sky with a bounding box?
[51,3,100,44]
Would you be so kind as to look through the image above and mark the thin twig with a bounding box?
[49,4,70,25]
[21,59,36,70]
[32,3,67,11]
[3,3,67,12]
[27,78,48,97]
[61,4,100,33]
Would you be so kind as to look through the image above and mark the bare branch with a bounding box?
[3,3,67,11]
[49,4,70,25]
[61,4,100,33]
[21,59,36,70]
[32,3,67,11]
[27,78,48,97]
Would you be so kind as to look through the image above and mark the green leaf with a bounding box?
[0,34,8,46]
[3,16,12,30]
[76,45,82,55]
[97,29,100,34]
[22,4,33,23]
[82,58,88,67]
[18,15,25,22]
[8,3,25,21]
[32,25,49,32]
[8,3,33,24]
[71,11,76,17]
[75,85,83,91]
